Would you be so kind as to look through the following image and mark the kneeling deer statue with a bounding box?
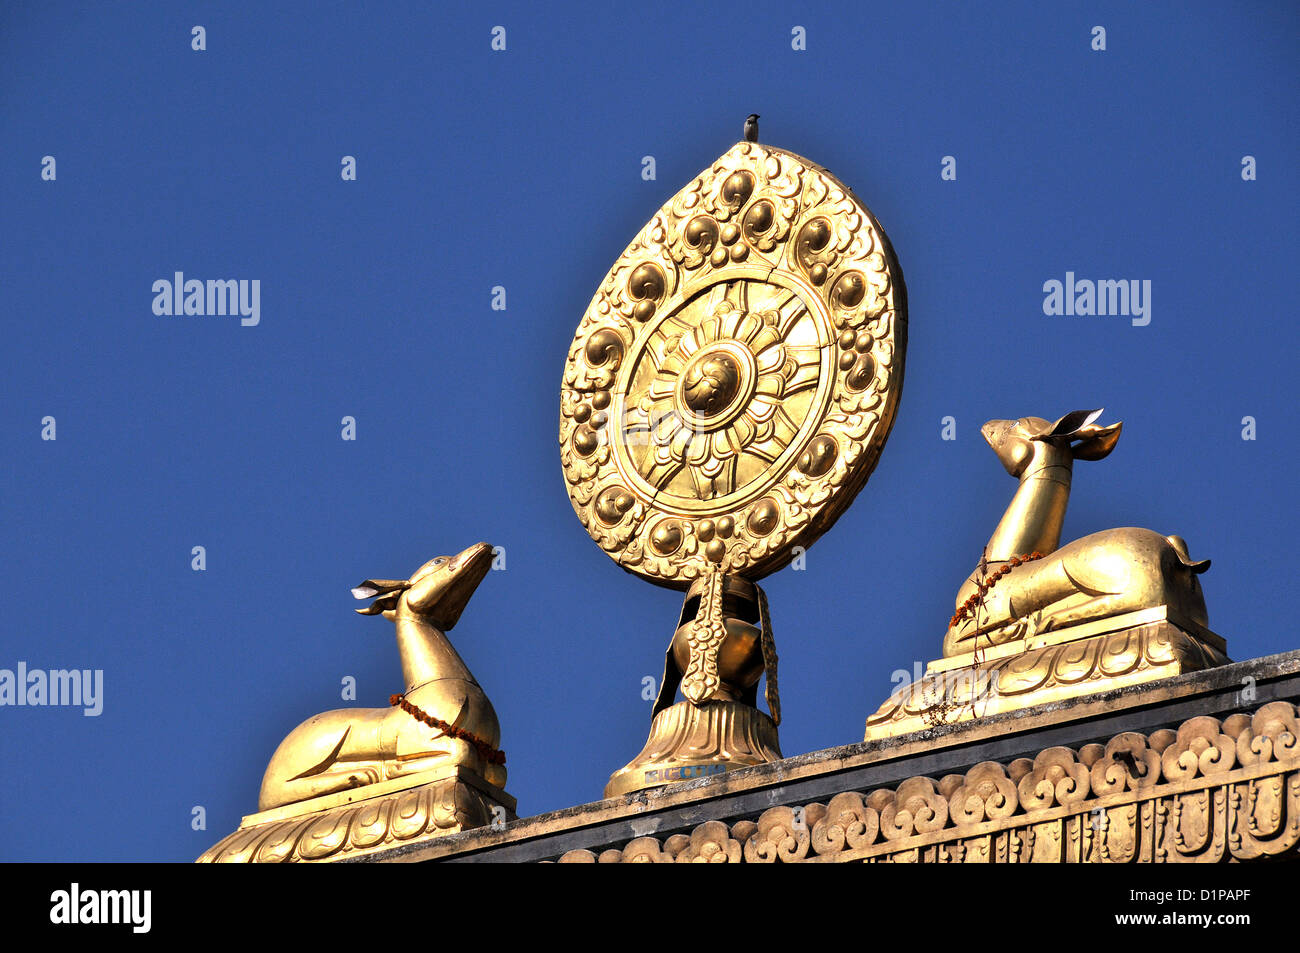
[258,542,504,811]
[943,410,1210,657]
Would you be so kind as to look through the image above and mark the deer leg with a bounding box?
[269,763,384,807]
[258,709,390,811]
[1037,592,1132,633]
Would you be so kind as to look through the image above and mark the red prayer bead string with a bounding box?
[389,693,506,765]
[949,552,1045,629]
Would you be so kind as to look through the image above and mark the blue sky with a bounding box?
[1,1,1296,861]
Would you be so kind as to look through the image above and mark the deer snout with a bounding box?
[981,419,1013,447]
[982,419,1037,477]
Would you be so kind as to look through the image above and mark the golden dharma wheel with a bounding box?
[560,141,906,588]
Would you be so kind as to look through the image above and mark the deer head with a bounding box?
[351,542,495,630]
[981,409,1123,478]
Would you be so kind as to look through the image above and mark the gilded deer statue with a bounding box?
[943,410,1210,657]
[258,542,504,811]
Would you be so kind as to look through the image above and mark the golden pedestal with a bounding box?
[198,766,516,863]
[605,699,782,798]
[865,607,1229,741]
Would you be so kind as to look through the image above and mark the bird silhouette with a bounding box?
[744,113,760,143]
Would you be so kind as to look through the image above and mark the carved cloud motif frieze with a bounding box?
[552,702,1300,863]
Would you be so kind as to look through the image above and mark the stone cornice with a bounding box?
[357,649,1299,863]
[553,701,1299,862]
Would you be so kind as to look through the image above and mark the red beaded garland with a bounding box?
[389,693,506,765]
[949,552,1045,629]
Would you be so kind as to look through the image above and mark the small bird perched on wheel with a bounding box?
[744,113,760,142]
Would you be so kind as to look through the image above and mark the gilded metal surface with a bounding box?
[617,575,781,796]
[256,543,506,812]
[560,701,1300,863]
[929,603,1226,674]
[560,140,906,587]
[944,410,1211,657]
[866,616,1228,738]
[563,136,903,796]
[680,570,729,703]
[199,766,515,864]
[604,699,781,799]
[653,573,778,714]
[863,410,1226,741]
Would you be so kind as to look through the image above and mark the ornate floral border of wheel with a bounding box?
[560,141,906,588]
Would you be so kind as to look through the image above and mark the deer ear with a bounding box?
[1072,421,1122,460]
[353,578,407,598]
[355,590,403,615]
[1043,408,1103,439]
